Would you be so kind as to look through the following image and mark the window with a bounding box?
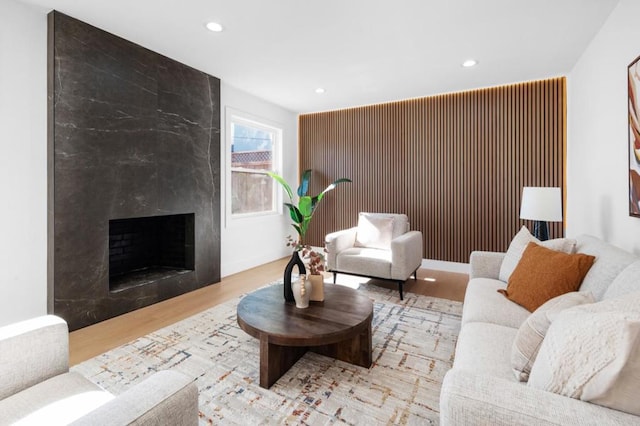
[227,110,282,217]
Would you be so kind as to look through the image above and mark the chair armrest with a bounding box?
[440,369,638,426]
[325,227,357,270]
[469,251,505,280]
[71,370,199,426]
[0,315,69,400]
[390,231,423,280]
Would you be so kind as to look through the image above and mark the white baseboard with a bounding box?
[421,259,470,274]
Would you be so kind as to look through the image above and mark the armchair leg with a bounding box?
[333,272,337,284]
[413,269,418,280]
[398,281,404,300]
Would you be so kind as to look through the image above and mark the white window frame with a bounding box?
[225,107,283,223]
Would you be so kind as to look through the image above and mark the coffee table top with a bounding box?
[237,284,373,347]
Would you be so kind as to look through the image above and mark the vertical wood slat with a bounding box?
[299,78,566,263]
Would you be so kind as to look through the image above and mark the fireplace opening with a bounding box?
[109,214,195,293]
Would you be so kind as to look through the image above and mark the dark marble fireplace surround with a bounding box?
[48,12,221,330]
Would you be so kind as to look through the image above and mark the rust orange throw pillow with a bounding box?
[498,242,595,312]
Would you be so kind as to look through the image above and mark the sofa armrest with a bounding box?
[0,315,69,400]
[71,370,199,426]
[440,369,638,426]
[469,251,505,280]
[325,227,357,270]
[391,231,423,280]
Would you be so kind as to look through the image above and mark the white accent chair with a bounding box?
[0,315,198,425]
[325,212,423,300]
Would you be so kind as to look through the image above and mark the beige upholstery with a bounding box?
[325,212,423,300]
[0,315,198,425]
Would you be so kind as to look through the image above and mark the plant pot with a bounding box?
[308,274,324,302]
[283,250,306,302]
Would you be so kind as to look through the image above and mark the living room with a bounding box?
[2,0,640,424]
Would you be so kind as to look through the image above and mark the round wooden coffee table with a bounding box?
[237,283,373,388]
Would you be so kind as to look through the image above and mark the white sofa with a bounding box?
[440,235,640,425]
[0,315,198,425]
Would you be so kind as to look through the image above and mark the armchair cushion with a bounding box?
[336,247,392,279]
[0,315,68,400]
[354,214,394,249]
[0,372,113,425]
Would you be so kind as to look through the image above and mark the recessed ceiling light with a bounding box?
[315,88,325,94]
[462,59,478,68]
[206,22,223,32]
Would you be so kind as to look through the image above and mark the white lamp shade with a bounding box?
[520,187,562,222]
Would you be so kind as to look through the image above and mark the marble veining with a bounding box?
[49,11,221,331]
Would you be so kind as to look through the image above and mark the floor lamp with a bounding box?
[519,187,562,241]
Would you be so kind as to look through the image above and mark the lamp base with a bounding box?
[533,221,549,241]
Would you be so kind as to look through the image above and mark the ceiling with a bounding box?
[22,0,619,113]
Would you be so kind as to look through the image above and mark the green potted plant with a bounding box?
[268,169,351,302]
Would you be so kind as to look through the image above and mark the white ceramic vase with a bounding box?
[292,274,311,308]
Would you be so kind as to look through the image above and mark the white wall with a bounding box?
[219,84,298,276]
[567,0,640,253]
[0,0,48,325]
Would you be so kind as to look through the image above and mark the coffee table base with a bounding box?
[259,323,372,389]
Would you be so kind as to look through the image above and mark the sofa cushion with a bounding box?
[462,278,530,328]
[355,214,394,249]
[499,242,595,312]
[575,234,638,300]
[0,372,113,425]
[453,322,519,382]
[499,226,576,283]
[528,305,640,416]
[511,291,594,382]
[603,259,640,300]
[335,247,391,279]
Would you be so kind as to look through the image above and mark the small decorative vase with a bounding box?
[284,251,306,302]
[308,274,324,302]
[292,274,311,308]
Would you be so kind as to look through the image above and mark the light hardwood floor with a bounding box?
[69,259,468,365]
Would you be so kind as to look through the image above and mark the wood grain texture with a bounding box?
[299,78,566,262]
[237,284,373,388]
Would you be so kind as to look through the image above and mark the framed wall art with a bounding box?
[628,55,640,217]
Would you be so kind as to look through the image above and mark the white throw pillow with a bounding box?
[528,292,640,416]
[499,226,576,282]
[511,291,594,382]
[354,214,394,250]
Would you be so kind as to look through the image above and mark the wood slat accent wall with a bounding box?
[299,78,566,263]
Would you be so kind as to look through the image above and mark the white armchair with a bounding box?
[325,213,423,300]
[0,315,198,425]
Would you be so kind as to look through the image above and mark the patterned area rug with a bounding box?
[72,282,462,425]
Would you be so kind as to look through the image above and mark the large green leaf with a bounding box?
[297,169,312,197]
[298,196,313,217]
[267,171,293,201]
[284,203,303,224]
[316,178,352,203]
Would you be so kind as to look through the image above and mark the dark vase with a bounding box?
[284,250,306,302]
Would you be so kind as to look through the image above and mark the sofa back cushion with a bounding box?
[499,226,576,283]
[603,260,640,300]
[575,235,638,300]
